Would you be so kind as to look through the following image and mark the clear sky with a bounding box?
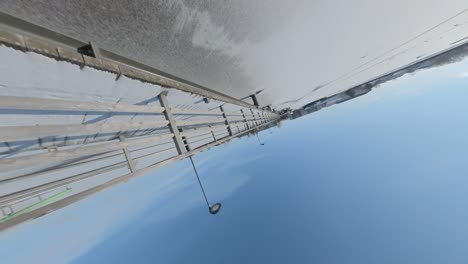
[1,59,468,263]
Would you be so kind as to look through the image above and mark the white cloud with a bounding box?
[459,71,468,78]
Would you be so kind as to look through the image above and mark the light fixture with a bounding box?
[256,133,265,146]
[189,156,222,215]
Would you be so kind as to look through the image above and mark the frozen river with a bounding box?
[1,1,468,108]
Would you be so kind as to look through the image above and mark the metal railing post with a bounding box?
[241,109,249,130]
[257,112,263,124]
[179,128,191,152]
[219,105,233,136]
[119,135,137,173]
[159,92,187,154]
[210,126,217,141]
[250,109,259,127]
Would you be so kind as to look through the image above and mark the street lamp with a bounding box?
[189,156,222,215]
[256,133,265,146]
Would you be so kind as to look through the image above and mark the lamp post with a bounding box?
[256,133,265,146]
[189,156,222,215]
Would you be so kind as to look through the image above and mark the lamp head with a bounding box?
[209,203,222,215]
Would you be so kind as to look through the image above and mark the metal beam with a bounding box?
[175,118,226,127]
[0,120,169,141]
[159,92,187,154]
[170,108,222,116]
[251,94,260,107]
[0,116,279,232]
[0,133,174,180]
[180,125,227,137]
[0,162,128,206]
[0,95,165,114]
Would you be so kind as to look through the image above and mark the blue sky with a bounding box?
[1,59,468,263]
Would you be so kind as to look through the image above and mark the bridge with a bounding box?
[0,15,281,230]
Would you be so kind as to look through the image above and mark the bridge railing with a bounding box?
[0,91,279,231]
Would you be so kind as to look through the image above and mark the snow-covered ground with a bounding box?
[1,1,468,109]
